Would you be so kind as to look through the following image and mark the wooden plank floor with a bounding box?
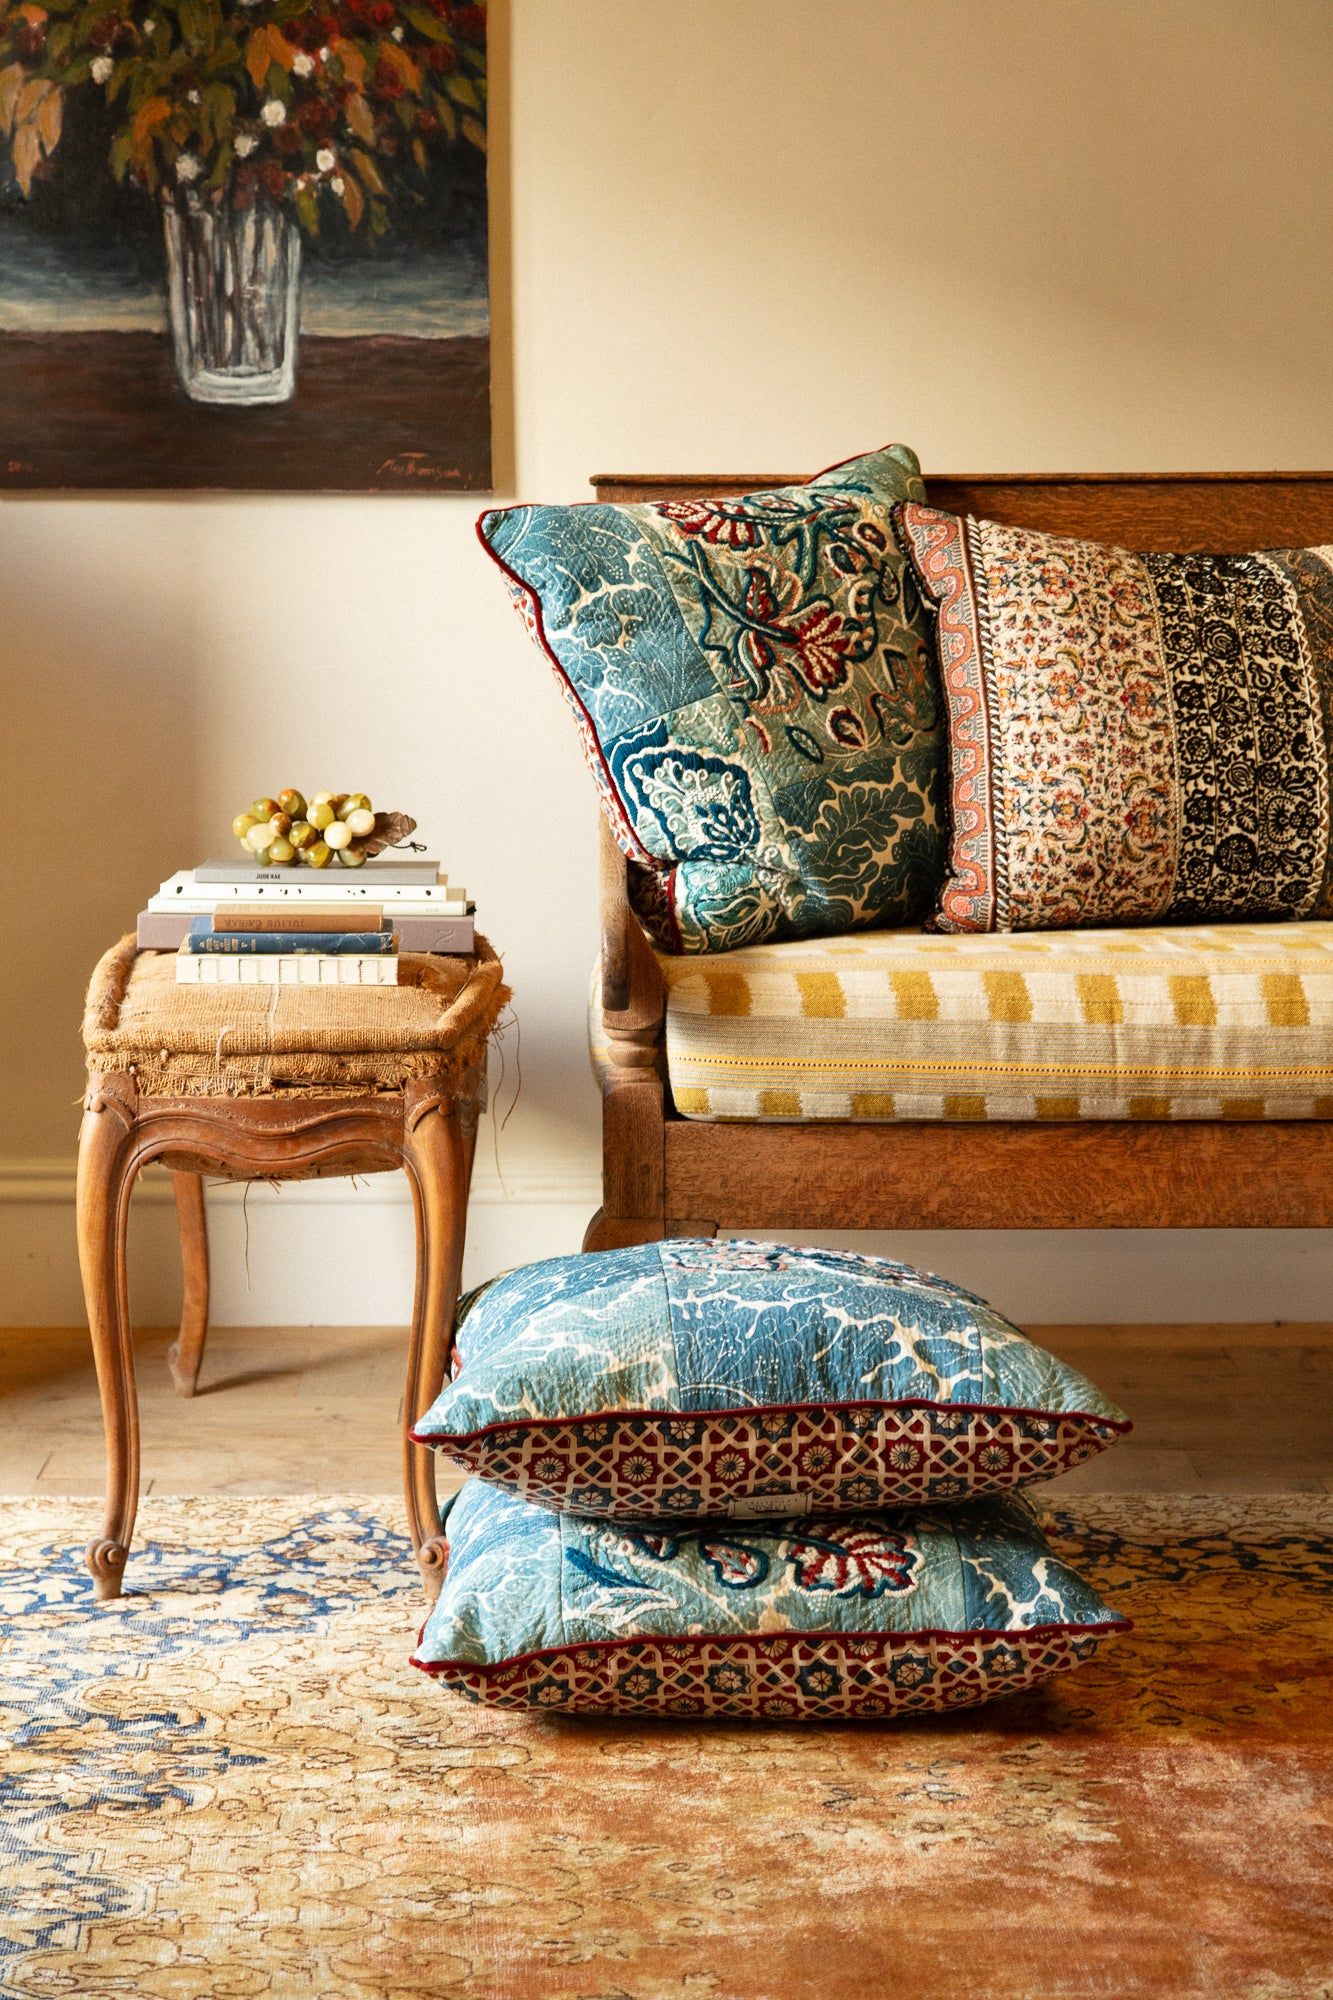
[0,1323,1328,1497]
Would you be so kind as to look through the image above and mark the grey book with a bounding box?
[193,856,441,883]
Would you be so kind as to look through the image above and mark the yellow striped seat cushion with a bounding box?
[590,924,1333,1121]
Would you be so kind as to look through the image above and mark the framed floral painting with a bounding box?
[0,0,489,489]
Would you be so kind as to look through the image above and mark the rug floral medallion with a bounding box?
[1,1495,1330,1999]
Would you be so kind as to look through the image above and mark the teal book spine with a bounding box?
[185,918,395,956]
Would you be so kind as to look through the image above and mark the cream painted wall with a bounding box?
[3,0,1332,1326]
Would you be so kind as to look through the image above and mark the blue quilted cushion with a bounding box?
[412,1479,1128,1718]
[478,446,944,952]
[411,1241,1129,1520]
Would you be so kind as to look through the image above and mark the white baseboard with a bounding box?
[1,1154,1329,1328]
[0,1153,601,1327]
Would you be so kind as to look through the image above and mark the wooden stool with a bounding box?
[77,936,507,1604]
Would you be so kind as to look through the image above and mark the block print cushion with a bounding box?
[412,1479,1129,1718]
[479,448,945,952]
[412,1240,1129,1519]
[895,504,1333,933]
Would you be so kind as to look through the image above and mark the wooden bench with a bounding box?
[584,470,1333,1251]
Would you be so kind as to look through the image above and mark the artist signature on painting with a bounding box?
[5,459,35,476]
[376,451,459,485]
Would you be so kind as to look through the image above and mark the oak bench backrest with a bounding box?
[590,470,1333,553]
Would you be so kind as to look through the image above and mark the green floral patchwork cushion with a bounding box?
[478,447,944,951]
[412,1479,1128,1718]
[411,1241,1129,1519]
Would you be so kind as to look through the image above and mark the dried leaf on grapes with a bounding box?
[359,810,418,857]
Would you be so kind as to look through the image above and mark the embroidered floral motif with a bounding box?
[784,1524,918,1600]
[481,449,944,951]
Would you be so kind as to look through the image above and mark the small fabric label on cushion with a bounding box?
[728,1491,812,1520]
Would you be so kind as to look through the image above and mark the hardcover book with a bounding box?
[193,856,442,883]
[213,905,387,934]
[184,917,397,957]
[138,911,475,954]
[149,871,468,910]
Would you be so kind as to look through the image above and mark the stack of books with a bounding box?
[135,856,474,987]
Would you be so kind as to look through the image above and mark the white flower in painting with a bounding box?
[315,147,336,173]
[234,132,257,157]
[390,24,403,38]
[330,175,345,195]
[186,87,200,102]
[175,153,202,183]
[318,45,331,60]
[291,52,314,76]
[90,54,113,82]
[260,99,286,127]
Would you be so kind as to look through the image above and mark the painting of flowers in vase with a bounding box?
[0,0,489,488]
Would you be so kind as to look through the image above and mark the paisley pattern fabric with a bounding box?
[896,504,1333,933]
[412,1480,1127,1717]
[412,1241,1128,1519]
[480,448,944,952]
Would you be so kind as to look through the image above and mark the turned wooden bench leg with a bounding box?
[168,1171,210,1397]
[77,1087,141,1602]
[401,1088,475,1602]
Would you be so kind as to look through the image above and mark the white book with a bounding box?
[175,952,399,986]
[149,894,472,920]
[150,870,469,912]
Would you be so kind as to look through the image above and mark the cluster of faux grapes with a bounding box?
[232,791,379,869]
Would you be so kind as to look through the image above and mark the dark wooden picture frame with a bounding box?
[0,0,490,491]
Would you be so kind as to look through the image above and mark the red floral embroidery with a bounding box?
[655,500,762,548]
[785,1522,918,1599]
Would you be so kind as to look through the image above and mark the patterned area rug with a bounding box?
[2,1495,1331,2000]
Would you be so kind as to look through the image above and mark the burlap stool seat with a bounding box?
[84,934,506,1099]
[77,935,508,1603]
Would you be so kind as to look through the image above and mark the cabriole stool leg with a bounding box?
[76,1091,141,1601]
[402,1092,472,1601]
[168,1172,210,1396]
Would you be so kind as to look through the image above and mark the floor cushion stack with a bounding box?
[410,1240,1132,1719]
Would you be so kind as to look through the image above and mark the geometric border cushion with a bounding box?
[594,922,1333,1123]
[895,503,1333,934]
[411,1241,1129,1519]
[478,448,945,953]
[411,1479,1129,1718]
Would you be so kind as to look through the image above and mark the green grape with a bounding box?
[267,836,295,864]
[232,813,258,841]
[244,822,273,853]
[343,807,375,838]
[337,845,368,868]
[324,819,352,851]
[305,841,332,868]
[251,845,272,867]
[311,790,333,805]
[289,820,316,850]
[342,792,371,816]
[307,800,335,832]
[278,789,307,820]
[269,812,293,838]
[251,797,279,822]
